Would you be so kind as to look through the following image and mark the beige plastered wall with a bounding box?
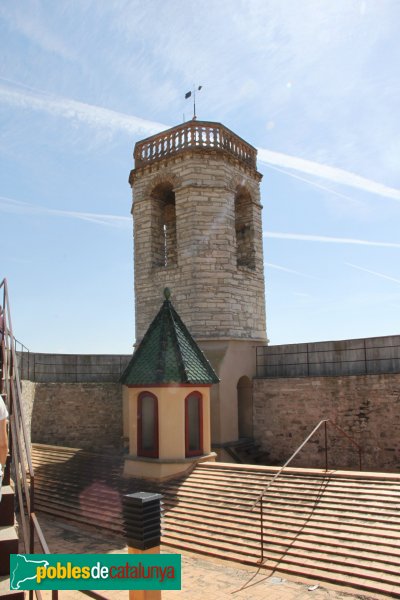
[198,339,260,448]
[123,385,214,479]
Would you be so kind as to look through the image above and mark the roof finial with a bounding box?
[164,287,171,301]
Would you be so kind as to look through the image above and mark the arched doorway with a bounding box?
[237,376,253,438]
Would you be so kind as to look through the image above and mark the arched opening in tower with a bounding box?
[150,182,177,268]
[237,375,253,438]
[234,187,255,269]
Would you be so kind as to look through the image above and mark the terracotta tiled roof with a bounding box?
[120,290,219,386]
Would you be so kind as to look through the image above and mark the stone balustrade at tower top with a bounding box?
[133,120,258,170]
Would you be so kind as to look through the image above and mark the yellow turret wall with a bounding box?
[123,385,215,480]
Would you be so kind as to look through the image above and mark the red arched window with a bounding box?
[137,392,159,458]
[185,392,203,457]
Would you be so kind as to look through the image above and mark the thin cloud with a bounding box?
[0,195,131,228]
[257,148,400,202]
[346,263,400,285]
[292,292,313,298]
[264,231,400,249]
[0,4,75,61]
[1,81,400,204]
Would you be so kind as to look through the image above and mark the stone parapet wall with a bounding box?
[131,150,267,343]
[28,382,123,452]
[253,373,400,472]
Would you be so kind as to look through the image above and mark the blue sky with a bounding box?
[1,0,399,353]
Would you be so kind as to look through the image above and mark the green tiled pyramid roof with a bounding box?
[120,289,219,386]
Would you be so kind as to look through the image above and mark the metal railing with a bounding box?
[1,279,111,600]
[133,120,258,169]
[256,338,400,378]
[1,278,54,600]
[251,418,362,564]
[17,351,130,383]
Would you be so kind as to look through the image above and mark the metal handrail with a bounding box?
[1,279,112,600]
[1,278,54,599]
[251,418,363,563]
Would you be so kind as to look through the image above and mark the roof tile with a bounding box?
[120,292,219,386]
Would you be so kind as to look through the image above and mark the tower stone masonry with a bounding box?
[129,120,267,449]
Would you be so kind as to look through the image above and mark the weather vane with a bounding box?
[184,85,202,120]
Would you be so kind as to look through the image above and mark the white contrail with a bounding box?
[0,83,166,137]
[0,195,131,228]
[2,193,399,250]
[1,81,400,202]
[346,263,400,285]
[257,148,400,202]
[261,162,364,208]
[2,193,399,248]
[265,262,317,279]
[263,231,400,249]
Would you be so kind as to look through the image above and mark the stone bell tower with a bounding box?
[129,120,267,451]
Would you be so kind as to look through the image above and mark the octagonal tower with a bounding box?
[129,120,267,450]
